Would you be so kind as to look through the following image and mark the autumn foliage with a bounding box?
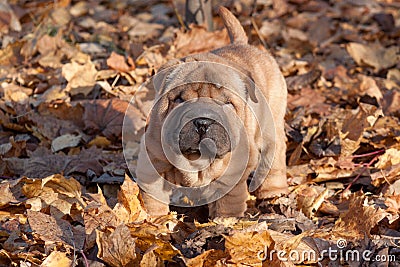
[0,0,399,266]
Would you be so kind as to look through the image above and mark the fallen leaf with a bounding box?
[339,103,382,156]
[88,135,112,148]
[296,186,329,219]
[51,133,82,152]
[224,230,274,266]
[287,88,330,115]
[114,175,147,223]
[332,193,392,240]
[0,183,17,208]
[84,187,119,235]
[128,218,180,261]
[174,26,229,58]
[27,210,79,247]
[186,249,228,267]
[40,251,72,267]
[2,82,32,105]
[374,148,400,169]
[0,0,21,32]
[83,99,129,140]
[139,246,165,267]
[346,42,399,72]
[107,51,135,72]
[62,53,97,96]
[96,224,137,267]
[22,174,85,206]
[371,163,400,186]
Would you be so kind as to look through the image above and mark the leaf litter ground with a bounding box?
[0,0,400,266]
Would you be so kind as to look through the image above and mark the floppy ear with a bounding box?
[152,59,183,94]
[144,58,184,124]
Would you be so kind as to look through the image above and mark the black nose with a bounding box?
[193,118,213,134]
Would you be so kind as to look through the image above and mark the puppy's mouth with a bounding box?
[178,117,231,159]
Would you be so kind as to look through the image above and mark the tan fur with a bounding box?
[137,7,288,218]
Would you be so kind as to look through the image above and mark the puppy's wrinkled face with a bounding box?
[163,83,243,160]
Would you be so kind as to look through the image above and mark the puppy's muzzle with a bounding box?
[193,117,214,135]
[162,98,235,160]
[179,115,231,158]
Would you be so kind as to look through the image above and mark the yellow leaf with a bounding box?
[186,249,228,267]
[41,251,72,267]
[224,231,274,266]
[115,175,147,223]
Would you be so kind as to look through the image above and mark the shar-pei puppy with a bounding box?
[135,6,288,218]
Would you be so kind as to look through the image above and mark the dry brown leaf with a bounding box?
[339,103,382,156]
[83,99,129,140]
[0,0,21,32]
[128,218,180,261]
[311,157,355,182]
[51,133,82,152]
[307,16,332,47]
[3,231,29,252]
[107,51,136,72]
[84,187,119,235]
[114,175,147,223]
[139,247,164,267]
[384,195,400,221]
[332,193,391,240]
[40,251,72,267]
[371,163,400,187]
[224,230,274,266]
[296,186,329,219]
[96,224,137,267]
[0,40,25,67]
[269,230,317,264]
[136,46,166,70]
[88,135,112,148]
[22,174,85,206]
[287,88,330,115]
[19,147,103,179]
[346,42,399,72]
[36,31,74,69]
[374,148,400,169]
[383,89,400,116]
[0,183,18,208]
[186,249,228,267]
[19,175,84,220]
[2,82,32,105]
[27,210,76,247]
[62,53,97,96]
[126,18,164,41]
[174,26,229,58]
[27,111,78,141]
[358,75,383,103]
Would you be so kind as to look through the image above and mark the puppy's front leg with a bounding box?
[208,171,250,218]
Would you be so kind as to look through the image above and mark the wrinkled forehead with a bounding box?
[153,61,248,100]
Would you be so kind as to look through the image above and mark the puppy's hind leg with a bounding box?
[254,128,288,199]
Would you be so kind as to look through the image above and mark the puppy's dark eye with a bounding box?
[174,96,184,103]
